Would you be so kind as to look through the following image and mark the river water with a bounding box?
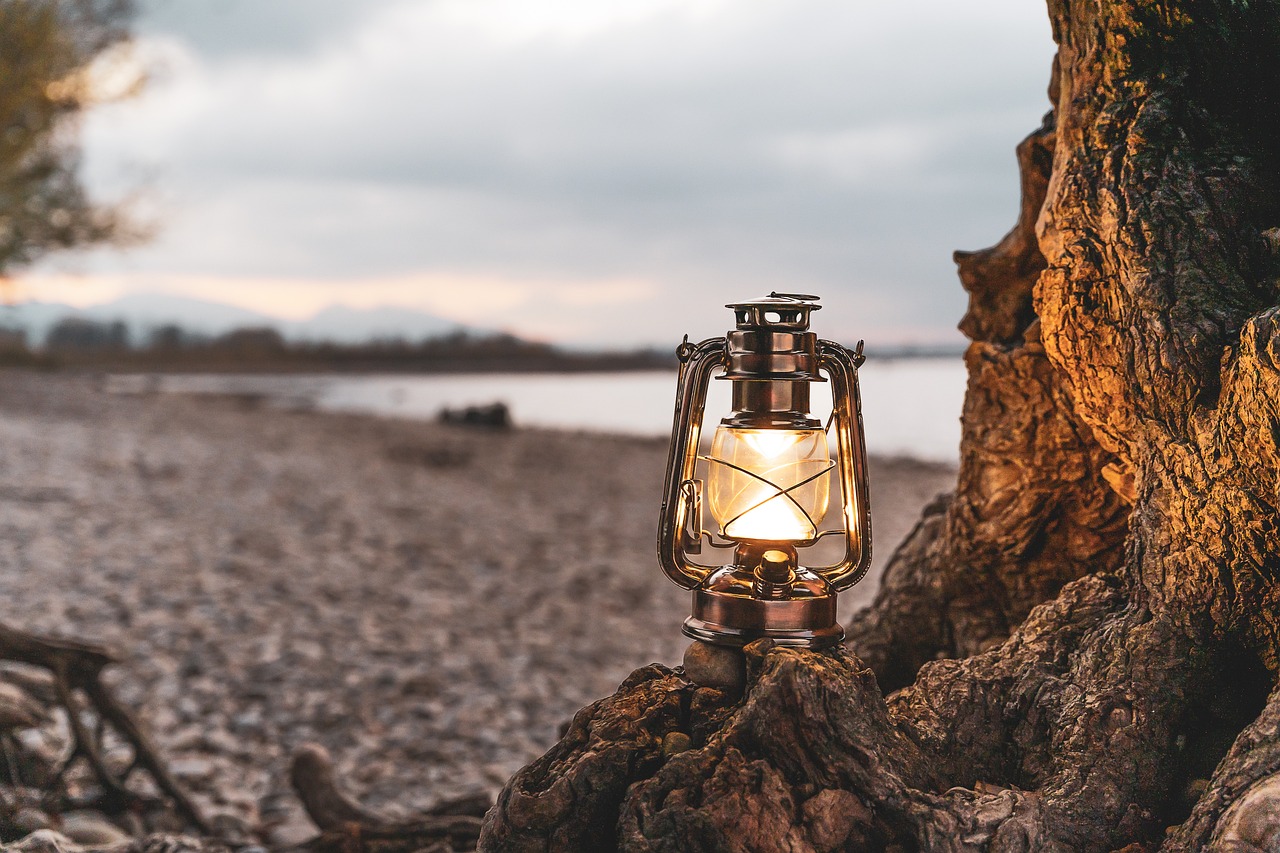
[113,356,967,462]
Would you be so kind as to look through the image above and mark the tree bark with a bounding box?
[481,0,1280,850]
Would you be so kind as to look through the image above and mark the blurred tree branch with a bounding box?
[0,0,145,284]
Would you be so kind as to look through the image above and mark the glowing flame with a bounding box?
[706,427,830,542]
[722,486,815,541]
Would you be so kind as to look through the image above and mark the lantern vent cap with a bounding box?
[726,293,821,332]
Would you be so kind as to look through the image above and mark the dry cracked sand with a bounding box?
[0,371,955,841]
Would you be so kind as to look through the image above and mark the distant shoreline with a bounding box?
[0,349,678,375]
[5,308,965,373]
[2,347,964,376]
[46,356,680,375]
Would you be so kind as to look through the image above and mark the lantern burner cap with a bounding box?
[726,293,821,332]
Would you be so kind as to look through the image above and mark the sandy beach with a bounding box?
[0,371,955,840]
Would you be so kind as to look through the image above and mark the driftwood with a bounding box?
[0,624,206,836]
[287,744,487,853]
[474,0,1280,849]
[0,628,492,852]
[438,403,511,430]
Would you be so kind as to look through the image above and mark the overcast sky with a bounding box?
[25,0,1056,348]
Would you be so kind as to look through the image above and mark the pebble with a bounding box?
[263,815,317,848]
[206,812,256,844]
[661,732,691,758]
[6,831,74,853]
[58,811,130,846]
[169,757,215,781]
[683,642,746,693]
[10,808,52,835]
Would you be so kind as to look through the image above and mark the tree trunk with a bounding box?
[480,1,1280,850]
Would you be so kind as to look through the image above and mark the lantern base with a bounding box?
[682,566,845,650]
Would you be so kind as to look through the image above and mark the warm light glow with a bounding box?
[741,429,804,460]
[706,426,830,541]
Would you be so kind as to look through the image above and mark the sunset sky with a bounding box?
[24,0,1056,348]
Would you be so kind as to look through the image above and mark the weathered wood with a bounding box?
[480,665,703,851]
[481,0,1280,849]
[0,624,207,834]
[846,95,1131,692]
[288,743,486,853]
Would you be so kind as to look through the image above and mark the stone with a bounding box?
[661,731,691,758]
[682,641,745,693]
[206,812,255,844]
[10,808,52,836]
[263,814,317,848]
[168,757,215,781]
[6,830,76,853]
[58,811,131,846]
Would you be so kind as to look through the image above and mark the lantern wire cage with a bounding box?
[686,400,850,553]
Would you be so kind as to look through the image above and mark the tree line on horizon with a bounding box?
[0,314,678,373]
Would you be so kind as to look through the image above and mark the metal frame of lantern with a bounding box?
[657,293,872,649]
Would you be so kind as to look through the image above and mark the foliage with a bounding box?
[32,317,676,373]
[0,0,139,279]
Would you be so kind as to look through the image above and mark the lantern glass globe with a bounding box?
[706,426,830,542]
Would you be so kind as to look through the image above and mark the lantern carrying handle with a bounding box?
[812,340,873,590]
[657,335,727,589]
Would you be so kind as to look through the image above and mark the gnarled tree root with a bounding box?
[0,623,206,834]
[287,744,488,853]
[480,568,1276,851]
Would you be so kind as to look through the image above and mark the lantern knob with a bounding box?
[753,549,797,600]
[759,549,793,581]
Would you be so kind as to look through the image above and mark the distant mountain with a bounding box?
[0,293,480,346]
[0,294,275,345]
[284,304,469,344]
[0,301,78,346]
[93,293,275,337]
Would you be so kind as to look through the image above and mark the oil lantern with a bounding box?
[657,293,872,649]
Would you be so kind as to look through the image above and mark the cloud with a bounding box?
[53,0,1057,346]
[135,0,407,62]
